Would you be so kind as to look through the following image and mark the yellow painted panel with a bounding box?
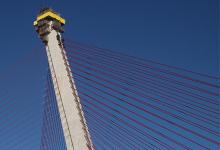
[34,11,65,26]
[33,21,38,26]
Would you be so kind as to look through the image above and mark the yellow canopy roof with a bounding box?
[34,10,65,26]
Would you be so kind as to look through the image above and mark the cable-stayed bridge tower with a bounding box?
[34,8,93,150]
[30,7,220,150]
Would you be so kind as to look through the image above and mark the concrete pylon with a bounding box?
[34,8,94,150]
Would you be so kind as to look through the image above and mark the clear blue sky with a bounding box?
[0,0,218,149]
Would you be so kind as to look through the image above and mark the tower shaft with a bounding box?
[34,9,93,150]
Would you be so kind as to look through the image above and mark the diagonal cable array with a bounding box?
[0,48,43,149]
[40,72,67,150]
[62,40,220,150]
[0,91,41,149]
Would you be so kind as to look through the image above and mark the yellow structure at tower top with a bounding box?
[34,9,65,26]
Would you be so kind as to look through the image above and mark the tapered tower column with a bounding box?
[34,8,93,150]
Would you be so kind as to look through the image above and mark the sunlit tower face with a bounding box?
[33,8,94,150]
